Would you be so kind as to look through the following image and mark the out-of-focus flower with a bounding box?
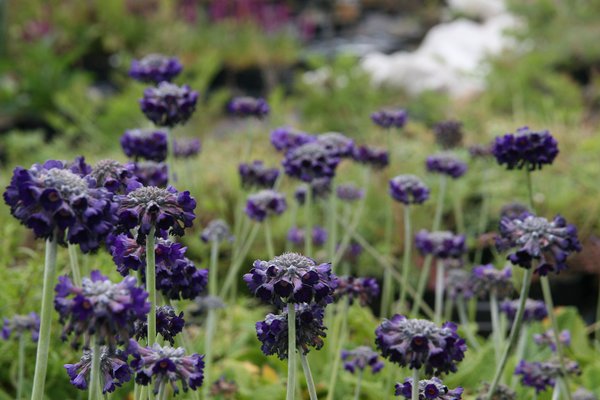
[129,54,183,84]
[341,346,384,374]
[352,145,389,169]
[245,190,287,222]
[492,127,558,171]
[200,219,233,244]
[294,178,332,205]
[239,161,279,189]
[210,376,238,399]
[283,142,340,182]
[227,96,269,118]
[270,127,315,152]
[445,269,474,300]
[434,120,463,149]
[500,299,547,323]
[334,276,379,306]
[336,183,364,202]
[135,306,185,345]
[90,160,141,194]
[389,175,430,205]
[573,388,598,400]
[533,329,571,352]
[500,202,529,220]
[337,241,363,263]
[140,82,198,127]
[286,226,328,247]
[395,377,463,399]
[120,129,168,162]
[470,265,514,299]
[475,383,516,400]
[173,138,201,159]
[316,132,354,158]
[426,154,467,178]
[2,313,40,342]
[515,359,580,393]
[371,108,407,129]
[415,231,466,259]
[127,161,169,188]
[469,144,493,159]
[65,347,131,393]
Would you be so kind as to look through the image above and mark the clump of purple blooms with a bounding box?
[245,190,287,222]
[140,82,198,127]
[415,231,466,259]
[426,154,468,178]
[90,160,141,194]
[135,305,185,345]
[470,265,514,299]
[445,269,474,300]
[239,161,280,189]
[352,145,389,169]
[129,54,183,84]
[270,127,314,152]
[492,127,559,170]
[2,312,40,342]
[283,141,340,182]
[227,96,269,118]
[335,276,380,306]
[316,132,354,158]
[341,346,384,374]
[173,138,201,159]
[294,178,332,204]
[534,329,571,352]
[201,219,233,244]
[500,298,547,322]
[64,347,131,394]
[287,226,328,247]
[515,358,581,393]
[127,161,169,188]
[395,377,463,399]
[389,175,430,205]
[433,120,463,149]
[336,183,364,202]
[371,108,407,129]
[120,129,168,162]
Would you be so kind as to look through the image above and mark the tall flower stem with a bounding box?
[432,175,447,232]
[220,223,260,298]
[398,205,412,313]
[88,338,101,400]
[264,221,275,259]
[209,241,219,297]
[596,274,600,350]
[486,268,533,400]
[203,240,220,400]
[328,188,338,271]
[510,325,528,388]
[31,235,58,400]
[411,368,420,400]
[157,381,167,400]
[165,127,176,183]
[17,335,26,400]
[286,201,298,252]
[490,292,502,362]
[381,182,395,316]
[305,184,313,257]
[456,297,480,350]
[326,299,349,400]
[353,370,363,400]
[300,353,318,400]
[287,303,297,400]
[68,243,82,286]
[474,170,491,265]
[434,260,445,325]
[146,226,157,346]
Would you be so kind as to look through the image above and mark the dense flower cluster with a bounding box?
[227,96,269,118]
[4,158,116,252]
[200,219,233,243]
[426,154,468,178]
[389,175,430,205]
[433,120,463,149]
[244,253,337,307]
[533,329,570,352]
[316,132,354,158]
[120,129,168,162]
[173,138,201,159]
[255,303,326,359]
[287,226,328,247]
[54,271,150,347]
[445,269,474,300]
[352,145,389,169]
[135,306,185,345]
[270,127,314,152]
[334,276,380,306]
[371,108,407,129]
[395,377,463,399]
[515,359,581,393]
[469,144,493,159]
[498,213,581,275]
[294,178,332,204]
[245,190,287,222]
[336,183,364,202]
[500,299,547,322]
[129,54,182,83]
[375,315,467,374]
[2,312,40,342]
[415,231,466,259]
[338,241,363,263]
[470,265,514,299]
[283,141,340,182]
[500,202,529,220]
[341,346,384,374]
[90,160,141,194]
[65,347,131,393]
[128,161,169,188]
[238,161,280,189]
[492,127,559,170]
[140,82,198,127]
[475,383,516,400]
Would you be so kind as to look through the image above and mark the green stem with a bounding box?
[551,382,560,400]
[326,299,349,400]
[157,381,167,400]
[68,243,82,286]
[203,241,220,400]
[166,127,176,183]
[452,189,465,234]
[353,370,363,400]
[398,205,412,312]
[209,241,219,297]
[456,297,480,350]
[433,175,447,232]
[381,176,395,316]
[510,325,528,388]
[300,353,318,400]
[287,304,297,400]
[490,292,502,362]
[328,189,338,271]
[474,177,490,265]
[264,221,275,259]
[434,260,444,325]
[305,184,313,257]
[525,169,534,210]
[31,235,58,400]
[286,201,298,252]
[88,339,101,400]
[220,223,260,299]
[596,274,600,350]
[17,335,26,400]
[485,268,533,400]
[146,227,157,346]
[411,369,420,400]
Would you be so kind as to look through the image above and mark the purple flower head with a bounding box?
[3,158,117,253]
[352,145,389,170]
[140,82,198,127]
[434,120,463,149]
[116,185,196,242]
[294,178,332,205]
[375,315,467,375]
[470,265,514,299]
[244,252,338,307]
[445,269,474,300]
[335,276,380,307]
[54,271,150,348]
[498,214,581,275]
[341,346,384,374]
[415,231,466,259]
[286,226,328,247]
[396,377,463,399]
[90,159,142,194]
[337,241,363,263]
[120,129,168,162]
[227,96,269,118]
[245,190,287,222]
[270,127,315,152]
[65,346,131,393]
[283,141,340,182]
[336,183,364,202]
[389,175,430,205]
[127,161,169,188]
[210,376,238,398]
[173,138,201,159]
[238,161,280,189]
[316,132,354,158]
[533,329,571,352]
[129,340,205,394]
[573,388,598,400]
[476,383,516,400]
[371,108,407,129]
[426,154,467,178]
[500,202,530,220]
[515,359,580,393]
[492,127,559,171]
[2,312,40,342]
[469,144,493,160]
[200,219,233,244]
[500,299,547,323]
[189,296,226,319]
[256,303,326,359]
[129,54,183,84]
[136,306,185,345]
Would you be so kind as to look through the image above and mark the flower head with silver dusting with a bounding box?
[371,108,407,129]
[434,120,463,149]
[90,159,141,194]
[573,388,598,400]
[389,175,430,205]
[64,346,131,393]
[270,127,315,152]
[135,306,185,345]
[445,269,474,300]
[492,127,559,171]
[294,178,332,205]
[173,138,201,159]
[395,377,463,399]
[245,190,287,222]
[239,160,279,189]
[129,54,183,84]
[201,219,233,244]
[415,231,466,259]
[500,299,547,323]
[120,129,168,162]
[2,312,40,342]
[140,82,198,127]
[127,161,169,188]
[341,346,384,374]
[470,265,514,299]
[316,132,354,158]
[335,276,379,306]
[336,183,364,202]
[227,96,269,118]
[352,145,389,169]
[500,202,530,220]
[475,383,516,400]
[515,358,581,393]
[426,154,467,178]
[283,141,340,182]
[533,329,570,352]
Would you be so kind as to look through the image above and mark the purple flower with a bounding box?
[336,184,364,202]
[270,127,315,152]
[492,127,559,170]
[245,190,287,222]
[283,141,340,182]
[415,231,466,259]
[136,306,185,345]
[2,312,40,342]
[54,271,150,347]
[426,154,467,178]
[445,269,474,300]
[335,276,380,306]
[116,185,196,242]
[389,175,430,205]
[434,120,463,149]
[3,158,117,252]
[573,388,598,400]
[476,383,516,400]
[256,303,326,359]
[498,213,581,275]
[200,219,233,244]
[140,82,198,127]
[533,329,571,352]
[129,54,183,84]
[471,265,514,299]
[227,96,269,118]
[129,340,205,394]
[244,252,338,307]
[371,108,407,129]
[286,226,328,247]
[127,161,169,188]
[500,299,547,323]
[352,145,389,169]
[375,315,467,375]
[341,346,384,374]
[515,359,580,393]
[396,377,463,399]
[239,161,280,189]
[469,144,493,160]
[65,347,131,393]
[500,202,530,220]
[294,178,332,205]
[316,132,354,158]
[337,241,363,263]
[120,129,168,162]
[90,159,141,194]
[173,138,201,159]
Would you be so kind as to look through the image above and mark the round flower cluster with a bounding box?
[352,145,389,169]
[533,329,571,352]
[65,347,131,394]
[433,120,463,149]
[515,359,581,393]
[445,269,474,300]
[283,141,340,182]
[129,54,182,83]
[120,129,168,162]
[255,303,326,359]
[470,265,514,299]
[200,219,233,244]
[415,231,466,259]
[337,241,363,263]
[375,315,467,375]
[270,127,314,152]
[287,226,328,247]
[371,108,407,129]
[341,346,384,374]
[173,138,201,159]
[294,178,332,205]
[244,252,338,307]
[238,161,280,189]
[90,160,141,194]
[334,276,380,306]
[336,183,364,202]
[500,299,547,323]
[395,377,463,399]
[316,132,354,158]
[135,306,185,345]
[498,213,581,275]
[492,127,559,170]
[500,202,529,220]
[245,190,287,222]
[2,312,40,342]
[140,82,198,127]
[389,175,430,205]
[227,96,269,118]
[3,158,116,252]
[127,161,169,188]
[426,154,468,178]
[54,271,150,347]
